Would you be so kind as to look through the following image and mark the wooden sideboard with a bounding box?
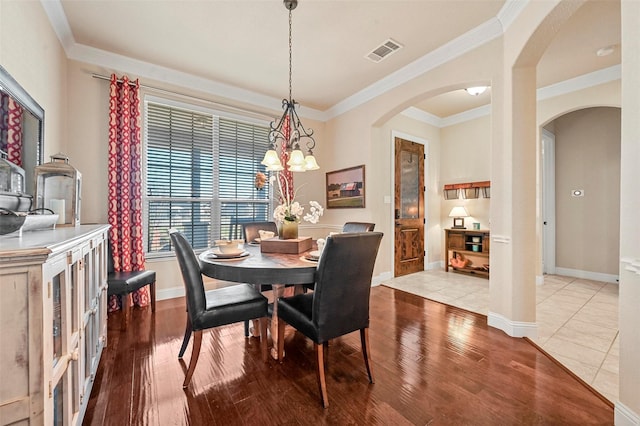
[444,228,490,278]
[0,225,110,425]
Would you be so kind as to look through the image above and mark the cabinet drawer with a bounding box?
[448,233,465,249]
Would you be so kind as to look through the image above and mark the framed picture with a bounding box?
[326,165,365,208]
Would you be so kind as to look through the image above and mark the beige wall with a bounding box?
[553,107,620,275]
[323,38,501,281]
[3,1,640,418]
[440,116,491,231]
[0,0,67,160]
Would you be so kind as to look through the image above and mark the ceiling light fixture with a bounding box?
[465,86,487,96]
[262,0,319,172]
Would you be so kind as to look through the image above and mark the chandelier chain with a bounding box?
[288,8,293,102]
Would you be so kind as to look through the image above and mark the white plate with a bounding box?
[210,248,247,258]
[305,250,321,260]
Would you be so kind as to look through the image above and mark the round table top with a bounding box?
[198,243,317,285]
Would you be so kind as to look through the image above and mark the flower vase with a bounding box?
[280,220,299,240]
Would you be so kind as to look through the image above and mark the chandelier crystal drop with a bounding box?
[262,0,319,172]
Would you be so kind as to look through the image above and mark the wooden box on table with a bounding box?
[260,236,312,254]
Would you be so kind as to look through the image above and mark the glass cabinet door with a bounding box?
[52,273,63,366]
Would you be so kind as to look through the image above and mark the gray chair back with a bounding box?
[169,230,207,329]
[243,221,278,243]
[312,232,383,342]
[342,222,375,232]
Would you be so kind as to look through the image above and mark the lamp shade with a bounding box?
[261,149,284,171]
[304,154,320,170]
[286,149,306,169]
[448,206,469,218]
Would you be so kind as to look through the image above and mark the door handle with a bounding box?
[395,222,402,227]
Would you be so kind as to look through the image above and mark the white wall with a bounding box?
[618,0,640,422]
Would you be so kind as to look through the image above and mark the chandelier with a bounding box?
[261,0,319,172]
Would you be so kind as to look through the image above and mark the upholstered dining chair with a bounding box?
[243,221,278,244]
[169,229,269,388]
[342,222,375,232]
[241,221,278,337]
[276,231,383,408]
[107,242,156,331]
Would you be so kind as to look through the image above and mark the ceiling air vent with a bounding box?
[366,38,403,63]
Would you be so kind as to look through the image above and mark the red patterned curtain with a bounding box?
[278,114,294,202]
[0,93,23,166]
[107,74,149,311]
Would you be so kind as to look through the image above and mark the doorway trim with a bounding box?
[390,130,429,274]
[542,128,556,275]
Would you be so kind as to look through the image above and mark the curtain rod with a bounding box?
[91,73,274,121]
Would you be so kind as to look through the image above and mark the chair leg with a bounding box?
[315,343,329,408]
[259,317,268,362]
[120,294,130,331]
[323,342,329,368]
[360,328,375,384]
[183,330,202,388]
[244,320,250,337]
[178,316,192,359]
[150,282,156,312]
[277,317,286,362]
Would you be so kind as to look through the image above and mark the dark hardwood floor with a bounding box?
[83,286,613,425]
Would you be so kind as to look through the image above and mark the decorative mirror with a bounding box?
[0,65,44,199]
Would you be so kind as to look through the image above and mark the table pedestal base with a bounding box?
[250,283,303,359]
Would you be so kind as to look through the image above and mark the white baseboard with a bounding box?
[615,401,640,426]
[157,286,184,301]
[372,271,393,286]
[427,261,444,270]
[554,267,619,283]
[487,311,538,338]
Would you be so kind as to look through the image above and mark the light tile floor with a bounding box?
[381,270,619,403]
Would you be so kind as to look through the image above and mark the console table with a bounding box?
[0,225,109,425]
[444,228,490,278]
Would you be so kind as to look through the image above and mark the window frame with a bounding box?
[142,95,274,258]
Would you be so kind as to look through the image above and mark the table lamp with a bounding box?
[449,206,469,229]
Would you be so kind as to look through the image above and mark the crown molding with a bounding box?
[497,0,530,31]
[40,0,618,127]
[40,0,75,50]
[66,43,328,121]
[403,65,621,128]
[400,107,442,127]
[325,17,504,120]
[440,104,492,128]
[39,0,326,122]
[537,64,621,101]
[40,0,506,123]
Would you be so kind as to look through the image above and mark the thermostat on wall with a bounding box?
[571,189,584,197]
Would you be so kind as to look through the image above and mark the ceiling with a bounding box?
[54,0,620,120]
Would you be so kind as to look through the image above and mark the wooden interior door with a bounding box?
[394,137,425,277]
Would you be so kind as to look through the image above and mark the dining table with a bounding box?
[198,242,318,359]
